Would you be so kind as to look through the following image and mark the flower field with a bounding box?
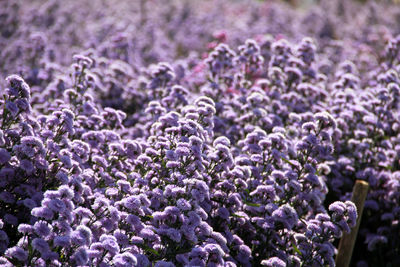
[0,0,399,266]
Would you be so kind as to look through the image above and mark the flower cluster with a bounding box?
[1,0,400,266]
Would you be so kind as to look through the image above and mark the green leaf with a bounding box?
[138,244,159,256]
[281,156,296,166]
[292,243,302,255]
[146,247,159,256]
[244,201,261,207]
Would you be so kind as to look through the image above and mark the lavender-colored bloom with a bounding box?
[5,101,19,117]
[329,201,346,220]
[318,242,335,258]
[139,228,157,241]
[17,224,33,234]
[19,159,34,174]
[32,238,50,255]
[114,230,129,247]
[15,98,31,113]
[131,236,144,245]
[345,201,357,227]
[217,207,230,220]
[5,246,28,262]
[153,211,168,221]
[54,235,71,247]
[166,161,180,168]
[189,258,206,267]
[113,252,137,267]
[0,192,15,204]
[43,190,60,199]
[22,198,36,209]
[31,207,54,220]
[100,234,120,254]
[154,261,175,267]
[58,185,74,199]
[33,221,52,237]
[250,185,275,198]
[71,225,92,246]
[366,235,388,251]
[21,136,44,154]
[261,257,286,267]
[123,195,141,210]
[236,244,252,264]
[177,198,192,211]
[0,230,8,243]
[302,122,317,132]
[204,243,225,264]
[3,214,17,226]
[176,145,191,157]
[127,214,143,229]
[47,199,66,213]
[0,149,11,165]
[72,247,88,266]
[337,219,351,234]
[166,228,182,243]
[272,204,298,230]
[134,254,150,267]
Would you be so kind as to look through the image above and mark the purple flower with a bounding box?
[166,228,182,243]
[5,101,19,117]
[19,159,34,174]
[217,207,230,220]
[47,199,66,213]
[32,238,50,255]
[261,257,286,267]
[139,228,157,241]
[176,198,192,211]
[113,252,137,267]
[154,260,175,267]
[33,221,52,237]
[5,246,28,262]
[22,198,36,209]
[366,235,388,251]
[6,75,30,99]
[329,201,346,220]
[0,192,15,204]
[114,230,129,247]
[345,201,357,227]
[135,254,150,267]
[131,236,144,245]
[16,99,31,113]
[71,225,92,246]
[100,234,120,255]
[3,214,17,226]
[0,149,11,165]
[127,214,143,230]
[272,204,298,230]
[31,207,54,220]
[302,122,317,132]
[176,145,191,157]
[72,247,88,266]
[58,185,74,199]
[237,244,252,264]
[204,243,225,264]
[17,224,33,234]
[54,235,71,247]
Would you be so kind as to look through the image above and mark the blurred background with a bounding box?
[1,0,400,84]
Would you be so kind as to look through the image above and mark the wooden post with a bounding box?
[335,180,369,267]
[140,0,147,26]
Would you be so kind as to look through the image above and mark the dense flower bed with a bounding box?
[0,0,400,266]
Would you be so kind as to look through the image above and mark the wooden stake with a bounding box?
[335,180,369,267]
